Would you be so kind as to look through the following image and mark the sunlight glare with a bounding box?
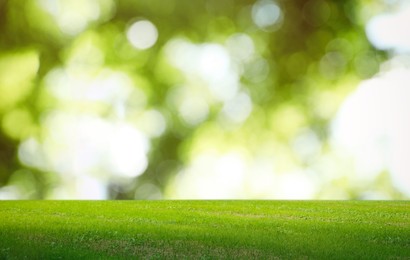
[226,33,255,63]
[276,171,317,199]
[126,20,158,50]
[38,0,101,35]
[252,0,283,31]
[178,96,210,126]
[221,92,253,123]
[109,123,149,178]
[366,3,410,53]
[332,68,410,195]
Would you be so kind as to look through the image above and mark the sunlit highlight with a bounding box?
[38,0,101,35]
[332,68,410,195]
[366,3,410,53]
[252,0,283,31]
[126,20,158,50]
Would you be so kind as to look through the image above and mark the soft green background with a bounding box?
[0,0,409,199]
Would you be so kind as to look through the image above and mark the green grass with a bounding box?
[0,201,409,259]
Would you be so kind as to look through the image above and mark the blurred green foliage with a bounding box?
[0,0,397,199]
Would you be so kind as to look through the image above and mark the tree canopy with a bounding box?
[0,0,406,199]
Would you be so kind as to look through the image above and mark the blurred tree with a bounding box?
[0,0,394,199]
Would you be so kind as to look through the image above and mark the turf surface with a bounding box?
[0,201,409,259]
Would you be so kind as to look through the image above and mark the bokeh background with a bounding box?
[0,0,409,199]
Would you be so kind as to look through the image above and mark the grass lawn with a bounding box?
[0,201,409,259]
